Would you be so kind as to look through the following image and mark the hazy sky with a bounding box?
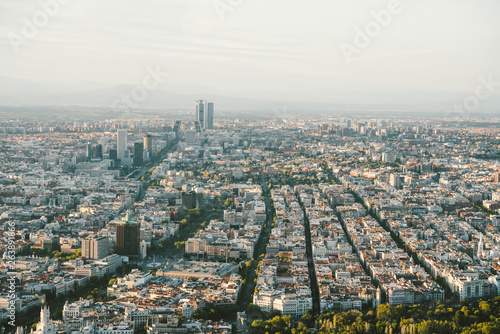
[1,0,499,98]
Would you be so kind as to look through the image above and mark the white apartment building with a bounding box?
[273,294,313,317]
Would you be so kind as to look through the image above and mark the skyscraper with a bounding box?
[93,144,103,160]
[82,237,91,258]
[134,142,144,166]
[143,134,153,159]
[196,100,214,129]
[174,121,182,138]
[116,211,140,256]
[117,129,128,160]
[206,102,214,129]
[389,173,401,189]
[109,149,117,162]
[196,100,205,127]
[86,143,93,161]
[82,235,109,260]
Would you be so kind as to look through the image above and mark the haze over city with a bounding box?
[1,0,499,111]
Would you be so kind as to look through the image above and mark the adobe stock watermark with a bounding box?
[448,75,499,118]
[111,66,169,113]
[213,0,244,20]
[339,0,406,63]
[7,0,71,53]
[6,221,16,327]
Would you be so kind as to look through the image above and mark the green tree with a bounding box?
[377,304,393,322]
[247,303,262,316]
[479,301,491,315]
[302,309,315,328]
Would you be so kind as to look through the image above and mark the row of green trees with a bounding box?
[250,309,316,334]
[321,302,500,334]
[194,303,239,321]
[18,247,82,263]
[249,298,500,334]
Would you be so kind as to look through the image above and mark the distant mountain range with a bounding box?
[0,76,499,115]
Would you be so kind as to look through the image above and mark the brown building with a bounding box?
[116,214,140,256]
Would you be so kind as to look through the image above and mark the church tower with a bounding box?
[41,305,50,325]
[32,305,58,334]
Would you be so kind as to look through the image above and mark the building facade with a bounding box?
[82,236,109,260]
[116,213,140,256]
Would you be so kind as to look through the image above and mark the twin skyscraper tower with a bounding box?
[196,100,214,130]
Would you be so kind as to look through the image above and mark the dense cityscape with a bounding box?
[2,105,500,334]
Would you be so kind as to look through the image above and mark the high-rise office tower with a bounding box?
[117,129,128,160]
[206,102,214,129]
[196,100,205,127]
[82,236,91,258]
[93,144,103,160]
[196,100,214,129]
[390,173,401,189]
[116,212,140,256]
[134,142,144,166]
[143,135,153,159]
[82,237,91,258]
[82,235,109,260]
[86,143,93,161]
[109,149,117,162]
[174,121,182,138]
